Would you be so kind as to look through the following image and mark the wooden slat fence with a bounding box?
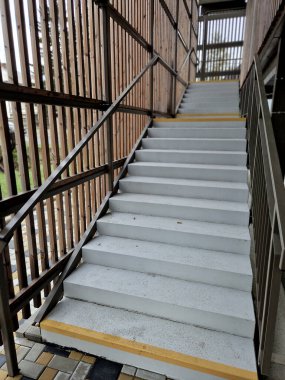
[0,0,198,353]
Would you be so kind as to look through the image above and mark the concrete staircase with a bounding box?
[40,81,257,380]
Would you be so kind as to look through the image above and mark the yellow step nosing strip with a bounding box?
[155,117,246,122]
[41,319,257,380]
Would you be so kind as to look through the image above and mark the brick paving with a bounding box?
[0,337,172,380]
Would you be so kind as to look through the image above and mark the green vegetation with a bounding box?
[0,170,22,198]
[0,165,45,199]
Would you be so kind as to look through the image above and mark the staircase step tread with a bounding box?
[153,121,245,128]
[143,137,246,141]
[83,235,252,276]
[44,297,257,374]
[111,193,249,212]
[121,175,248,190]
[98,212,250,240]
[151,127,245,130]
[130,161,247,171]
[137,148,246,155]
[65,263,254,322]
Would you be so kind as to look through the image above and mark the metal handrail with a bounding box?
[254,55,285,269]
[0,56,158,252]
[240,54,285,374]
[0,46,195,254]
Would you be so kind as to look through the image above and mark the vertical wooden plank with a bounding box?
[26,0,52,297]
[37,0,59,265]
[66,0,80,244]
[81,0,93,225]
[15,0,44,307]
[0,0,31,317]
[58,0,75,250]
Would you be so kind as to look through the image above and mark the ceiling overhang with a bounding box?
[198,0,246,14]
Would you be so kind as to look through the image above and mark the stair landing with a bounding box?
[40,81,257,380]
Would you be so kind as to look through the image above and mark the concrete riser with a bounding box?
[136,150,246,166]
[109,198,249,226]
[148,128,245,138]
[97,221,250,255]
[182,92,239,100]
[153,122,245,128]
[119,180,248,202]
[178,108,240,114]
[64,283,254,338]
[82,249,252,291]
[142,139,246,151]
[128,165,247,183]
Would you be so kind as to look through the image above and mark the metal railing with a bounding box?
[240,55,285,375]
[0,0,198,375]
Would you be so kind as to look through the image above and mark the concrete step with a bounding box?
[176,114,241,119]
[148,128,245,139]
[185,86,238,94]
[119,176,249,202]
[128,162,248,183]
[184,90,238,97]
[97,212,250,254]
[110,193,249,226]
[153,120,245,128]
[41,298,258,380]
[135,149,246,166]
[83,235,252,291]
[178,106,240,114]
[182,93,239,100]
[181,100,239,107]
[64,263,255,338]
[142,138,246,151]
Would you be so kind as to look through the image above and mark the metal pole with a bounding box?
[271,25,285,178]
[188,0,193,83]
[149,0,154,117]
[96,0,114,191]
[0,253,19,376]
[201,14,208,81]
[172,0,179,116]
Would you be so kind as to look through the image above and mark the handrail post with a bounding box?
[0,254,18,376]
[149,0,155,117]
[201,14,208,81]
[188,1,193,84]
[172,0,179,116]
[96,0,114,191]
[271,25,285,179]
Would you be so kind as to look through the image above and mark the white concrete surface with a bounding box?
[97,212,250,254]
[42,81,256,379]
[153,121,245,128]
[128,162,247,182]
[64,263,255,337]
[83,236,252,290]
[109,193,249,225]
[42,297,257,379]
[135,149,247,165]
[142,137,246,151]
[148,127,245,138]
[119,176,249,202]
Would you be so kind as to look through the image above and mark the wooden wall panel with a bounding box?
[0,0,198,333]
